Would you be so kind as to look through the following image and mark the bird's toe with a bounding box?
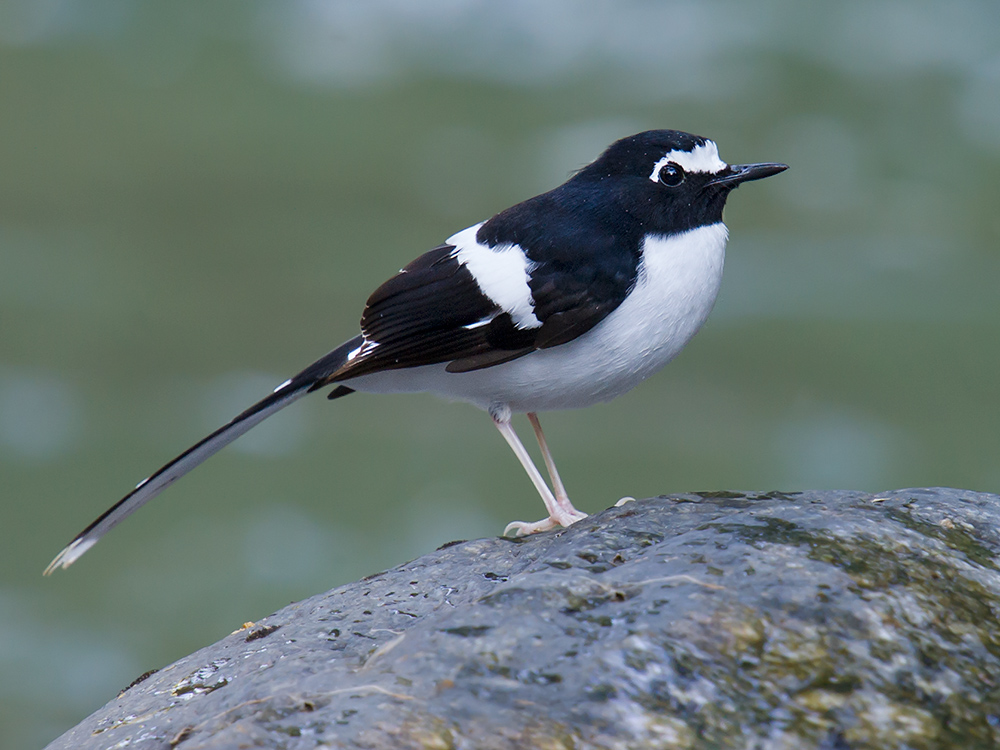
[503,517,559,537]
[503,507,586,538]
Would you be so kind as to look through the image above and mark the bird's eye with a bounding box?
[657,162,685,187]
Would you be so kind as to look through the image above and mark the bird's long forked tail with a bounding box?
[43,335,363,575]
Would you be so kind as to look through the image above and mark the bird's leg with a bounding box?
[526,412,587,522]
[489,405,582,537]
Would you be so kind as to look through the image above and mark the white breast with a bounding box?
[347,222,729,413]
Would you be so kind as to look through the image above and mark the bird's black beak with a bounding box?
[706,162,788,188]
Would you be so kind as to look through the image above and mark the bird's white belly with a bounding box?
[346,223,728,412]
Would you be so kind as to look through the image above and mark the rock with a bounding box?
[44,489,1000,749]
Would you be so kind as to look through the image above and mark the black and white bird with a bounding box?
[45,129,785,573]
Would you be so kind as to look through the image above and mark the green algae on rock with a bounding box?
[45,489,1000,749]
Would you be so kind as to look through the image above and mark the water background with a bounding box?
[2,2,999,746]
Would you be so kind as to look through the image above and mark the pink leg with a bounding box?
[490,406,584,537]
[527,412,587,521]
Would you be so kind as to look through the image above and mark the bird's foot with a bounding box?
[615,496,637,507]
[503,517,558,537]
[503,507,587,538]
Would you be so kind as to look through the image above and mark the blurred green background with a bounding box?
[2,1,999,746]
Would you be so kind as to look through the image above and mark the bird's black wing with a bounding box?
[330,243,540,380]
[456,188,643,366]
[331,194,642,380]
[525,235,639,350]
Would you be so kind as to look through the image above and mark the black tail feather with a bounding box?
[44,335,363,574]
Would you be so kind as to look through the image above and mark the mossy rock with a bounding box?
[45,489,1000,749]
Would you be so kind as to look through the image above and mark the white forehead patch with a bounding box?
[648,140,727,182]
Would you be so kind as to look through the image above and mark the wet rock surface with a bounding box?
[45,488,1000,749]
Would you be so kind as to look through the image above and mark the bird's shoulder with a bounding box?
[479,182,646,348]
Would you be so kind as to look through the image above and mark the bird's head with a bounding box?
[575,129,787,234]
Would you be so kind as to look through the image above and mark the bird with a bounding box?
[44,129,786,574]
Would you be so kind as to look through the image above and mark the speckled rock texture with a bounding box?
[45,489,1000,749]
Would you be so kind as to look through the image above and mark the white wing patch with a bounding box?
[347,339,379,362]
[648,140,727,181]
[462,317,493,331]
[448,223,541,330]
